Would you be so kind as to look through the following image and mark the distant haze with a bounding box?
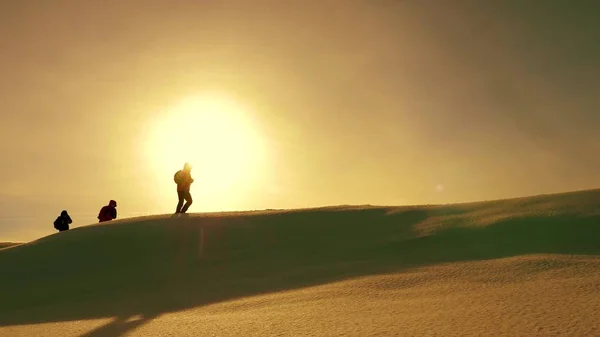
[1,1,599,241]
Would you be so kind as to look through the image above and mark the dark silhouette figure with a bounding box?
[174,163,194,213]
[53,210,72,232]
[98,200,118,223]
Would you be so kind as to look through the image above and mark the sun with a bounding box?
[141,93,267,208]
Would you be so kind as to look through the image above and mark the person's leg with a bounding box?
[181,191,193,213]
[176,191,185,213]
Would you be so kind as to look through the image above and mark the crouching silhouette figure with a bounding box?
[98,200,117,223]
[54,210,72,232]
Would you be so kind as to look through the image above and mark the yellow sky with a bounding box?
[1,1,600,241]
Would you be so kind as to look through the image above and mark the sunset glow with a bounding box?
[1,1,599,241]
[142,93,267,204]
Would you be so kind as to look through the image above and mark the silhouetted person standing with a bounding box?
[53,210,72,232]
[174,162,194,213]
[98,200,117,222]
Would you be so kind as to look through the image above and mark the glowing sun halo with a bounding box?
[143,94,267,200]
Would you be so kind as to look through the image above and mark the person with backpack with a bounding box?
[53,210,73,232]
[98,199,117,222]
[174,162,194,213]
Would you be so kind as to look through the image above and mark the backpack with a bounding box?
[98,206,116,222]
[174,170,182,184]
[53,217,63,230]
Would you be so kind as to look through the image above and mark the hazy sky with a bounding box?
[1,1,599,241]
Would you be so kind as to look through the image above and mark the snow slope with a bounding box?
[1,189,599,336]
